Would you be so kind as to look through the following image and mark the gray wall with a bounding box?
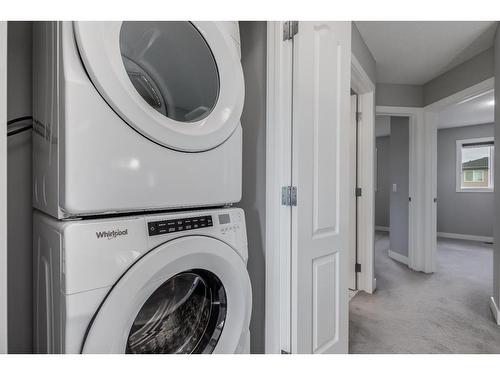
[375,136,390,227]
[8,22,32,120]
[7,21,33,354]
[424,48,494,106]
[437,124,494,238]
[389,117,410,257]
[352,22,376,84]
[376,83,424,107]
[375,115,390,137]
[238,21,267,354]
[376,48,494,108]
[493,24,500,312]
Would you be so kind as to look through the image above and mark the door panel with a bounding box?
[291,21,350,354]
[311,28,339,237]
[312,253,339,352]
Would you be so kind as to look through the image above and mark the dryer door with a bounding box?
[73,21,244,152]
[82,236,251,354]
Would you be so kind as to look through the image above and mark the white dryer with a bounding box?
[33,21,244,219]
[34,207,251,354]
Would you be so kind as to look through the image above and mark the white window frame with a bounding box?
[456,137,494,193]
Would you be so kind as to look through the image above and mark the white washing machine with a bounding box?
[33,21,244,219]
[33,207,252,354]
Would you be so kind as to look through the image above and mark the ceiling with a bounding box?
[437,90,494,129]
[355,21,496,85]
[375,91,494,135]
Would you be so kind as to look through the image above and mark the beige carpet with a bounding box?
[349,231,500,353]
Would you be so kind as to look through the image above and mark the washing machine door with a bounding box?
[81,236,251,354]
[73,21,244,152]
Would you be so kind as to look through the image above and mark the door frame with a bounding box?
[351,55,376,294]
[375,79,496,276]
[264,21,293,354]
[375,106,433,272]
[423,77,495,305]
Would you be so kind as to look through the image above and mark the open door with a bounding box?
[290,21,351,354]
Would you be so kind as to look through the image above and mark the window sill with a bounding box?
[455,188,494,193]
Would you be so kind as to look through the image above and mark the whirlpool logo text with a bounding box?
[95,229,128,240]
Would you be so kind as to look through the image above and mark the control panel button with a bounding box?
[148,215,213,236]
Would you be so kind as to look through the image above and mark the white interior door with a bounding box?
[290,21,351,354]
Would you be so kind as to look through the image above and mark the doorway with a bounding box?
[349,87,376,296]
[426,80,498,323]
[373,114,411,277]
[349,90,359,293]
[349,57,376,296]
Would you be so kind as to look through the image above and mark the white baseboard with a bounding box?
[490,297,500,325]
[375,226,389,232]
[349,289,359,301]
[387,249,408,265]
[437,232,493,243]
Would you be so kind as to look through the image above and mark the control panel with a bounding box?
[148,215,213,236]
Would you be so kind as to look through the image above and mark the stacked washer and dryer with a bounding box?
[32,21,252,354]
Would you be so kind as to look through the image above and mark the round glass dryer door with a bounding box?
[126,269,226,354]
[81,236,252,354]
[119,22,219,123]
[74,21,244,152]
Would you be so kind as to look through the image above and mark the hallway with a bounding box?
[349,231,500,353]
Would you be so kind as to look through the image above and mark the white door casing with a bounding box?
[291,21,351,354]
[376,106,433,273]
[350,55,376,294]
[264,21,293,354]
[349,94,357,291]
[422,78,495,275]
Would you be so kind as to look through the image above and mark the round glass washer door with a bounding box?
[81,236,252,354]
[73,21,244,152]
[126,269,226,354]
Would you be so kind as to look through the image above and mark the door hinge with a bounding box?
[281,349,291,354]
[355,187,362,197]
[283,21,299,41]
[355,263,362,273]
[356,112,362,122]
[281,186,297,207]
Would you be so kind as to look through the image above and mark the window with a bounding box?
[456,137,494,192]
[473,170,485,182]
